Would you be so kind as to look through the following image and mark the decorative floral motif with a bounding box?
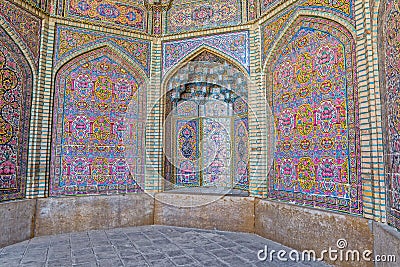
[384,0,400,230]
[261,8,295,65]
[261,0,282,14]
[165,53,249,190]
[152,6,162,35]
[202,118,231,187]
[67,0,147,31]
[176,120,200,186]
[167,0,241,34]
[260,0,354,19]
[303,0,353,17]
[0,26,32,201]
[234,118,249,189]
[176,101,198,117]
[55,25,151,75]
[192,6,214,22]
[51,47,146,196]
[162,31,250,76]
[267,17,361,214]
[0,0,41,66]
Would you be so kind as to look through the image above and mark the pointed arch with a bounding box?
[0,18,37,74]
[161,45,250,191]
[50,46,147,196]
[54,42,149,83]
[162,45,250,94]
[262,10,356,72]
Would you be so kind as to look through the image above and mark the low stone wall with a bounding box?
[154,193,255,233]
[2,193,399,267]
[254,198,374,267]
[0,199,36,247]
[373,222,400,267]
[35,194,154,236]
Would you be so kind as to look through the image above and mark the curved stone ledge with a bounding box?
[1,193,399,267]
[373,222,400,267]
[255,198,374,267]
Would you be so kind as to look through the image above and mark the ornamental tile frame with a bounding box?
[0,0,42,67]
[260,1,386,222]
[165,0,243,34]
[161,52,251,190]
[50,46,148,196]
[65,0,148,32]
[264,15,362,214]
[259,4,387,221]
[0,0,47,201]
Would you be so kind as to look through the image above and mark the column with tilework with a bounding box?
[241,0,248,22]
[248,23,268,197]
[25,17,56,198]
[354,0,386,221]
[145,38,163,193]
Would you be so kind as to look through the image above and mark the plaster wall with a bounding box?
[34,194,154,236]
[154,193,255,233]
[0,199,36,247]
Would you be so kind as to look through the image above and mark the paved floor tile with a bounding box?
[0,225,330,266]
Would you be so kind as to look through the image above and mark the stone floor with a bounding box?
[0,225,329,267]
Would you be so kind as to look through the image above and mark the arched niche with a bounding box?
[50,46,147,196]
[0,25,33,201]
[163,51,250,192]
[265,16,362,214]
